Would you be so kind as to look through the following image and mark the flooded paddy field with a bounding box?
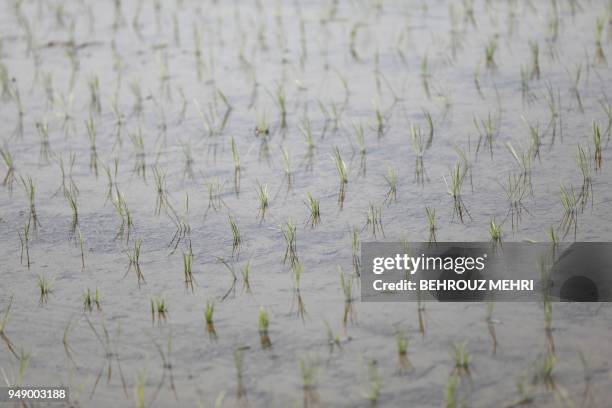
[0,0,612,407]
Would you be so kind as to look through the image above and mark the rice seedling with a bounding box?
[411,124,426,184]
[545,83,563,143]
[568,64,584,113]
[539,254,553,296]
[21,175,40,228]
[363,359,383,405]
[421,52,431,98]
[506,143,533,188]
[204,178,225,213]
[275,85,287,129]
[151,297,168,324]
[0,64,11,100]
[38,275,52,304]
[11,83,24,138]
[181,142,194,179]
[152,165,168,216]
[521,117,541,162]
[489,218,503,246]
[231,137,240,172]
[373,102,386,137]
[256,182,270,219]
[111,94,126,145]
[191,24,207,79]
[446,374,460,408]
[8,348,32,389]
[317,99,331,125]
[559,184,579,238]
[593,122,602,171]
[292,262,307,321]
[444,162,471,223]
[600,99,612,137]
[56,153,78,197]
[323,320,343,352]
[0,296,13,335]
[543,296,555,354]
[183,249,194,292]
[134,370,146,408]
[485,302,498,354]
[448,5,463,58]
[353,122,367,156]
[0,296,17,359]
[454,146,474,192]
[82,118,96,177]
[533,353,556,389]
[204,302,214,326]
[508,376,535,407]
[396,330,411,371]
[348,20,366,61]
[485,37,498,69]
[305,192,321,227]
[577,144,593,210]
[530,40,540,79]
[234,347,247,399]
[102,160,118,201]
[351,227,361,276]
[425,206,437,243]
[258,306,272,349]
[452,343,471,376]
[417,289,426,336]
[241,261,252,294]
[594,16,606,65]
[130,81,143,115]
[205,301,216,339]
[64,185,79,233]
[281,145,293,185]
[255,110,270,136]
[339,266,355,327]
[364,203,384,237]
[329,100,344,130]
[229,215,242,255]
[88,75,101,114]
[547,229,559,261]
[384,163,398,202]
[473,64,485,99]
[299,116,316,155]
[129,127,146,180]
[520,66,531,103]
[18,220,31,269]
[113,188,135,241]
[0,147,16,191]
[126,239,145,287]
[83,288,101,312]
[579,352,596,408]
[282,219,298,267]
[474,112,498,157]
[339,268,354,304]
[423,109,434,147]
[500,173,530,231]
[333,146,348,185]
[36,119,51,164]
[300,357,320,406]
[156,49,172,100]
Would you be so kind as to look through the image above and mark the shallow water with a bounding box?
[1,0,612,407]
